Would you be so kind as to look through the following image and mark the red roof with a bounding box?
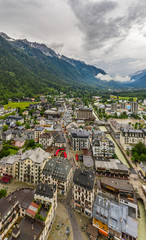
[27,202,40,217]
[0,177,11,183]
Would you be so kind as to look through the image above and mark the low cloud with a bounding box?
[49,42,64,51]
[96,73,131,82]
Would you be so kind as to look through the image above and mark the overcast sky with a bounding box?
[0,0,146,76]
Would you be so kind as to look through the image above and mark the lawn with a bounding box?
[9,148,19,155]
[118,96,137,101]
[4,102,37,110]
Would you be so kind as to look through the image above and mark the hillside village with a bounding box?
[0,94,146,240]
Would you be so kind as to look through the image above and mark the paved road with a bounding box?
[65,134,76,171]
[62,121,84,240]
[63,187,84,240]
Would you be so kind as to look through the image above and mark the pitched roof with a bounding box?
[73,169,95,190]
[43,157,72,181]
[35,183,56,198]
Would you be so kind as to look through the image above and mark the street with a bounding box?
[63,186,86,240]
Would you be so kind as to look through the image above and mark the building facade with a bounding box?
[111,103,117,112]
[42,157,72,195]
[76,107,93,119]
[34,127,44,142]
[131,102,138,113]
[39,133,53,149]
[34,183,57,240]
[120,128,146,150]
[0,148,50,184]
[72,169,95,217]
[93,193,138,240]
[92,135,115,159]
[70,129,90,151]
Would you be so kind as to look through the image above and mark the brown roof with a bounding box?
[6,188,35,210]
[0,198,14,218]
[10,216,44,240]
[86,224,98,238]
[100,177,134,192]
[40,132,51,139]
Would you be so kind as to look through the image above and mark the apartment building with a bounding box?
[72,169,95,217]
[34,183,57,240]
[95,159,129,178]
[76,107,93,119]
[39,132,53,149]
[53,131,66,148]
[0,148,50,184]
[0,185,57,240]
[111,103,117,112]
[120,102,126,109]
[0,188,34,239]
[42,157,72,195]
[34,127,44,142]
[120,128,146,150]
[97,177,138,218]
[92,135,115,159]
[131,101,138,113]
[6,115,24,124]
[93,193,138,240]
[70,129,90,151]
[16,148,50,184]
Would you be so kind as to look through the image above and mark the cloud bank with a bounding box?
[96,73,131,82]
[0,0,146,75]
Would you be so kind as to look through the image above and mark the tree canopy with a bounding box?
[131,142,146,162]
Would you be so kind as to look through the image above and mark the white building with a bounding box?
[70,129,90,151]
[92,135,115,159]
[72,169,95,217]
[34,127,44,142]
[0,148,50,184]
[42,157,72,195]
[39,132,53,149]
[120,128,146,150]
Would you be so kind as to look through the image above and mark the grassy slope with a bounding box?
[4,102,37,110]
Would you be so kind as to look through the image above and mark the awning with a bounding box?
[84,208,92,213]
[74,202,81,208]
[99,228,108,237]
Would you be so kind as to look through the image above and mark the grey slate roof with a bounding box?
[73,169,95,190]
[92,135,114,147]
[35,183,56,198]
[43,157,72,181]
[9,216,44,240]
[3,129,12,136]
[95,159,129,172]
[93,193,138,238]
[93,193,128,234]
[53,131,66,143]
[123,216,138,238]
[71,129,90,138]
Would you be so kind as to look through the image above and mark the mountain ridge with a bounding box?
[0,32,145,100]
[0,33,110,100]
